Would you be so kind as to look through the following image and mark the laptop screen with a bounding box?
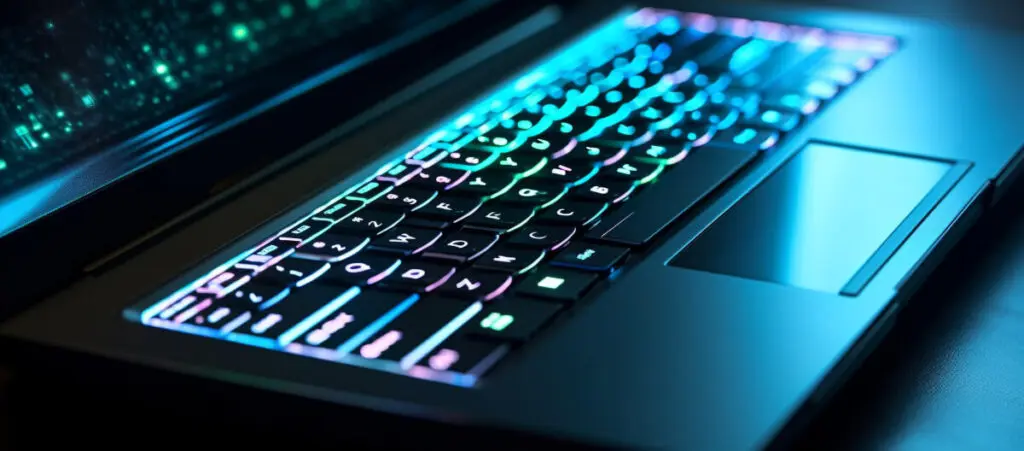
[0,0,486,238]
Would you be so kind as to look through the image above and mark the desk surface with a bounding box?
[796,184,1024,450]
[767,1,1024,449]
[2,2,1024,449]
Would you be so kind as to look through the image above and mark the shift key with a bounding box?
[586,147,757,246]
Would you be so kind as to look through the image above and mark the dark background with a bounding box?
[2,0,1024,449]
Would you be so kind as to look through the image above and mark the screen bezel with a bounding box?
[0,0,553,315]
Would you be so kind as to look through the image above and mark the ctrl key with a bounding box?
[414,337,509,375]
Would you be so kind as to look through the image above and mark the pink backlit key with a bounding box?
[353,297,481,368]
[411,336,508,375]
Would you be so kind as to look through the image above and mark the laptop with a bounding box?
[2,0,1022,448]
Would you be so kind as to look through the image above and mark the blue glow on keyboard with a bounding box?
[400,301,484,369]
[127,7,898,387]
[278,286,361,345]
[337,294,419,356]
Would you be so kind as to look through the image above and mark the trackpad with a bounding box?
[670,143,954,295]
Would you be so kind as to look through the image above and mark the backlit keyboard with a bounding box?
[130,8,896,387]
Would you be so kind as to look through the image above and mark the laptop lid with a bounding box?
[0,0,547,309]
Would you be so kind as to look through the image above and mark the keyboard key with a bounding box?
[555,112,600,136]
[239,285,359,339]
[463,204,535,233]
[180,300,251,329]
[405,145,449,167]
[517,267,598,303]
[508,225,576,251]
[465,128,521,152]
[225,279,291,307]
[587,147,757,246]
[551,242,629,272]
[313,200,361,221]
[573,178,636,204]
[628,131,703,165]
[455,170,518,198]
[775,72,840,100]
[741,108,800,132]
[439,149,500,171]
[437,269,514,301]
[293,233,368,262]
[646,88,707,117]
[334,209,404,236]
[321,253,402,286]
[370,227,444,256]
[710,127,780,152]
[422,231,499,262]
[626,104,680,130]
[236,238,298,272]
[355,297,479,364]
[565,143,627,166]
[761,92,821,115]
[588,122,649,147]
[377,163,423,185]
[409,166,471,191]
[473,246,546,274]
[467,298,562,342]
[715,90,761,117]
[414,194,482,225]
[704,39,779,77]
[614,110,661,137]
[657,121,716,146]
[263,258,331,287]
[379,261,457,293]
[502,109,547,132]
[604,160,664,183]
[582,95,630,122]
[686,101,741,129]
[375,186,437,211]
[415,337,508,374]
[299,290,414,349]
[495,179,566,207]
[279,217,334,243]
[158,294,210,323]
[519,133,575,159]
[537,200,607,226]
[347,181,393,203]
[491,153,548,176]
[813,64,859,87]
[534,160,599,186]
[545,118,588,140]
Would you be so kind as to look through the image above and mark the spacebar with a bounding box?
[586,148,757,246]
